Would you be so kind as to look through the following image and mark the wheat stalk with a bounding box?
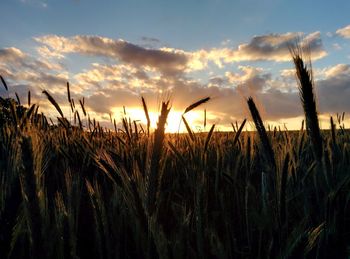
[0,75,8,91]
[146,100,171,216]
[290,46,323,161]
[141,96,151,136]
[247,97,275,170]
[42,90,64,118]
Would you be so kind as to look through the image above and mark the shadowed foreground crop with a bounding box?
[0,51,350,259]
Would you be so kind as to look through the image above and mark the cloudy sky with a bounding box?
[1,0,350,132]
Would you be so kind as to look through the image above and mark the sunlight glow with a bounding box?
[111,107,204,133]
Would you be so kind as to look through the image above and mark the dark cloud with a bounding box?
[141,37,160,43]
[1,32,348,129]
[235,31,326,61]
[36,35,188,76]
[208,76,228,87]
[0,47,26,63]
[257,89,301,119]
[194,32,327,65]
[317,72,350,114]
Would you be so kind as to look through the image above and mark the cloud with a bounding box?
[323,64,350,78]
[226,66,264,84]
[73,62,165,96]
[196,63,350,121]
[35,35,188,76]
[20,0,48,8]
[141,37,160,43]
[34,32,326,81]
[332,43,342,50]
[191,31,326,67]
[257,89,301,119]
[140,37,161,48]
[86,88,143,114]
[0,47,27,65]
[317,72,350,114]
[0,47,62,73]
[336,24,350,38]
[0,48,319,125]
[1,31,347,130]
[0,46,67,110]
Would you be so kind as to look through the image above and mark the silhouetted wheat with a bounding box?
[79,99,86,116]
[42,90,64,118]
[290,47,323,162]
[15,93,20,105]
[20,136,45,258]
[182,115,195,141]
[183,97,210,114]
[0,46,349,259]
[0,75,8,91]
[67,82,71,104]
[146,100,171,215]
[141,96,150,135]
[204,124,215,152]
[247,97,275,170]
[330,116,337,148]
[232,118,246,146]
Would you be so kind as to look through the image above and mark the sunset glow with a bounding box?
[1,1,350,131]
[2,2,350,258]
[111,107,203,133]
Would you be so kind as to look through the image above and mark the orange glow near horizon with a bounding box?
[111,107,204,133]
[44,105,350,133]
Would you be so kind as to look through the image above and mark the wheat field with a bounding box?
[0,49,350,258]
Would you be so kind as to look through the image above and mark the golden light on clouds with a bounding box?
[2,28,350,132]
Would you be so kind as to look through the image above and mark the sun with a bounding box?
[111,107,203,133]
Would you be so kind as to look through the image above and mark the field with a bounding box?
[0,51,350,258]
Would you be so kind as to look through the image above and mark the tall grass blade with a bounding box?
[233,119,246,146]
[15,93,20,105]
[141,96,150,135]
[76,111,82,129]
[42,90,64,118]
[0,75,8,91]
[231,122,237,133]
[330,116,337,148]
[204,124,215,153]
[79,99,86,116]
[67,82,71,103]
[182,115,195,141]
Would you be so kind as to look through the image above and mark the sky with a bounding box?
[1,0,350,132]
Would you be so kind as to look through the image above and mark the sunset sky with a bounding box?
[1,0,350,132]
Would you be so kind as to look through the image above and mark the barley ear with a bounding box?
[290,46,323,161]
[247,97,275,170]
[141,96,151,136]
[42,90,64,118]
